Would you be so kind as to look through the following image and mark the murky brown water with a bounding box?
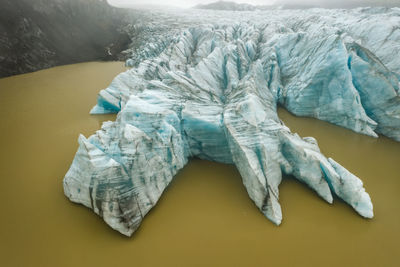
[0,62,399,267]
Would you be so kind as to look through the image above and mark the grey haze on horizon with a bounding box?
[108,0,400,9]
[107,1,275,9]
[276,0,400,8]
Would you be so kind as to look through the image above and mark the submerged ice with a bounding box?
[64,7,400,236]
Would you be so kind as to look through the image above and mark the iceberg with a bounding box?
[64,8,400,236]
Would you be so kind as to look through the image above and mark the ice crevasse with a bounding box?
[64,9,400,236]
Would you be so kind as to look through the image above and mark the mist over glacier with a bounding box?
[64,6,399,236]
[108,0,400,9]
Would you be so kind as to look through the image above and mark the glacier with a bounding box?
[64,7,400,236]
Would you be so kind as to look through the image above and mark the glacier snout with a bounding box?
[60,14,400,235]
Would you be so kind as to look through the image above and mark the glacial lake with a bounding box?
[0,62,399,266]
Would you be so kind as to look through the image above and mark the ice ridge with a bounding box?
[63,9,400,235]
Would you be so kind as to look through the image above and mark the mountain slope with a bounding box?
[194,1,257,11]
[0,0,134,78]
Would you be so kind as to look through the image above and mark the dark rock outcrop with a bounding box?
[0,0,134,78]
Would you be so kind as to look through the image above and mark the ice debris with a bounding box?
[63,8,400,236]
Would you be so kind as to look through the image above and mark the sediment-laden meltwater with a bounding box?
[0,62,399,266]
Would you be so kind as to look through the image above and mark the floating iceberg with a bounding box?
[64,8,400,236]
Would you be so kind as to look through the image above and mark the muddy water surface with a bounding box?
[0,62,399,266]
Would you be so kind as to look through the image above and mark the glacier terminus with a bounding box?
[63,7,400,236]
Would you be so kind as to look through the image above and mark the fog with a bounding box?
[108,0,276,8]
[275,0,400,8]
[108,0,400,8]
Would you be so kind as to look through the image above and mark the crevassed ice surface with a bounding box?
[64,7,400,236]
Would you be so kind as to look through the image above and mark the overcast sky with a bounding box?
[107,0,400,8]
[108,0,277,8]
